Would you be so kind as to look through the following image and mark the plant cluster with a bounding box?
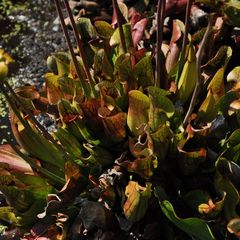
[0,0,240,239]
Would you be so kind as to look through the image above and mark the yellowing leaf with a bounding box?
[128,155,158,179]
[124,181,151,222]
[227,218,240,237]
[227,66,240,82]
[178,45,197,103]
[198,67,225,122]
[127,90,150,137]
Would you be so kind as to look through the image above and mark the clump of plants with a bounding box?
[0,0,240,239]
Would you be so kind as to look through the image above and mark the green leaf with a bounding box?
[47,55,58,75]
[149,124,173,160]
[215,158,239,219]
[217,91,238,115]
[182,190,211,212]
[55,52,70,76]
[114,53,136,87]
[0,186,31,212]
[203,46,232,70]
[77,18,97,42]
[82,143,113,167]
[54,127,84,159]
[134,53,154,87]
[45,73,65,104]
[154,197,216,240]
[147,86,175,130]
[123,181,151,222]
[133,0,150,11]
[16,123,65,172]
[198,67,225,122]
[0,207,20,225]
[58,76,82,97]
[178,147,207,175]
[178,45,197,104]
[94,49,114,80]
[127,90,150,136]
[224,0,240,27]
[110,23,133,53]
[94,21,114,39]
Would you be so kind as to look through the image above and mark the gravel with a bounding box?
[0,0,69,143]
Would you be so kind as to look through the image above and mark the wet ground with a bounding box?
[0,0,68,143]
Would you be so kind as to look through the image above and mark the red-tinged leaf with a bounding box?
[165,0,188,16]
[178,147,207,175]
[0,144,33,173]
[44,73,64,105]
[15,85,40,100]
[148,124,173,160]
[134,53,154,87]
[166,20,184,73]
[81,99,104,133]
[99,109,127,143]
[124,181,151,222]
[129,133,151,158]
[134,48,147,62]
[58,171,87,203]
[112,1,128,26]
[128,155,158,179]
[132,18,148,48]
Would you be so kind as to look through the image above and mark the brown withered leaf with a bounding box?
[98,107,127,143]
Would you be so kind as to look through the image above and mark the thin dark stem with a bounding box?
[63,0,97,97]
[112,0,127,53]
[3,81,69,159]
[183,16,213,127]
[176,0,192,84]
[0,128,65,186]
[53,0,90,98]
[155,0,166,88]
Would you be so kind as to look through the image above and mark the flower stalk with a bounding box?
[62,0,98,98]
[112,0,127,53]
[175,0,193,84]
[53,0,90,98]
[155,0,166,89]
[183,15,213,127]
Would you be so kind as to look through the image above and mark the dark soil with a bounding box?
[0,0,68,142]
